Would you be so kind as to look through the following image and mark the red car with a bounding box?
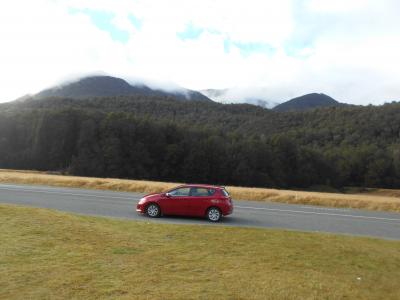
[136,184,233,222]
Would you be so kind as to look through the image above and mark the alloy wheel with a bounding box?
[146,204,160,218]
[207,207,221,222]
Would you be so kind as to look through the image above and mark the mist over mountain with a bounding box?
[11,74,391,114]
[20,76,350,113]
[200,88,278,109]
[31,76,212,102]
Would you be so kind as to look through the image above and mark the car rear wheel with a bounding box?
[146,203,161,218]
[207,207,221,222]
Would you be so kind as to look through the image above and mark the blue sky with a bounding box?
[1,0,400,105]
[177,23,204,41]
[72,9,277,57]
[69,8,131,43]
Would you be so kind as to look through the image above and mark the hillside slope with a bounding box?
[1,94,400,189]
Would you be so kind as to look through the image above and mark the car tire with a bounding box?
[206,207,221,222]
[146,203,161,218]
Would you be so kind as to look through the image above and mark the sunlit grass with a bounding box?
[1,169,400,212]
[1,204,400,299]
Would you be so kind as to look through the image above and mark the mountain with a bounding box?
[20,77,345,112]
[32,76,212,102]
[200,88,278,108]
[200,89,346,111]
[273,93,343,112]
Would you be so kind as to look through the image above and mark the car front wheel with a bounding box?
[207,207,221,222]
[146,203,161,218]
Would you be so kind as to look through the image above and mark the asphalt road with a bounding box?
[0,183,399,240]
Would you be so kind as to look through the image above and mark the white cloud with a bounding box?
[0,0,127,100]
[0,0,399,105]
[306,0,368,13]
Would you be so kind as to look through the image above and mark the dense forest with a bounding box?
[1,95,400,189]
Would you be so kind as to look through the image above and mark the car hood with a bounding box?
[143,192,162,199]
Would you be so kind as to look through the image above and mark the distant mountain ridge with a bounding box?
[14,75,349,112]
[273,93,344,112]
[32,76,212,102]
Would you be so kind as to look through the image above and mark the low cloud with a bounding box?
[1,0,400,105]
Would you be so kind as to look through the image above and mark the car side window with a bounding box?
[190,188,214,197]
[169,187,190,196]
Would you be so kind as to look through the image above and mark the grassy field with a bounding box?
[1,204,400,299]
[1,169,400,213]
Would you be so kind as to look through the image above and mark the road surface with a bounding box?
[0,183,399,240]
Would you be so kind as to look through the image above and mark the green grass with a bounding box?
[1,204,400,299]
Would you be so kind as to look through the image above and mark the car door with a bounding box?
[187,187,214,217]
[160,187,190,216]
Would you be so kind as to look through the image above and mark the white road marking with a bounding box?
[235,205,400,222]
[300,205,350,212]
[0,186,135,201]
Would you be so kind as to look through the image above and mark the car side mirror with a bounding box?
[165,192,171,197]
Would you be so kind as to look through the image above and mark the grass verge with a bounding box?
[1,169,400,212]
[1,204,400,299]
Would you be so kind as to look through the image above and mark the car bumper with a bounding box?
[223,205,233,216]
[136,203,145,214]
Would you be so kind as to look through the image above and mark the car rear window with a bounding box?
[222,189,229,197]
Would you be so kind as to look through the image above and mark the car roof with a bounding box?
[174,184,223,189]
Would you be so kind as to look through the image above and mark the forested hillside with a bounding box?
[1,95,399,189]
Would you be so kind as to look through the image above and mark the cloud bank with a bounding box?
[1,0,400,105]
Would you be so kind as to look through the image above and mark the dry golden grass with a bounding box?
[0,169,177,193]
[227,186,400,212]
[1,204,400,300]
[1,169,400,212]
[361,188,400,198]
